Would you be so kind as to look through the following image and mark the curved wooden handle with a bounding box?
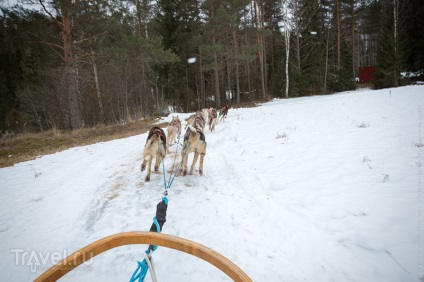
[34,232,251,282]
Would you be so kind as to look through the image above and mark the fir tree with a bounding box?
[373,0,409,88]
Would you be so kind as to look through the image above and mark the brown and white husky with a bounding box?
[166,116,182,150]
[141,127,167,182]
[180,112,207,176]
[218,105,229,122]
[208,108,217,132]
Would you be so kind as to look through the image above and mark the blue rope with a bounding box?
[129,253,149,282]
[162,196,168,205]
[153,217,161,233]
[130,198,168,282]
[159,139,190,191]
[130,135,190,282]
[159,142,167,190]
[166,142,190,190]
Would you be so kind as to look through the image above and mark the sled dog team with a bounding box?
[140,105,229,182]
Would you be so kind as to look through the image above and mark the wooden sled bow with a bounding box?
[34,232,252,282]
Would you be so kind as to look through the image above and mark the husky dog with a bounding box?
[180,112,207,176]
[185,114,195,130]
[166,116,182,150]
[201,108,209,127]
[208,108,217,132]
[219,105,229,122]
[141,127,167,182]
[185,110,208,131]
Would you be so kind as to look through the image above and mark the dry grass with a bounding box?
[0,100,266,168]
[0,118,167,168]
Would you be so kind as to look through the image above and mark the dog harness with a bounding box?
[146,127,167,152]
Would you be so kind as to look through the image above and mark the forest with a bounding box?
[0,0,423,132]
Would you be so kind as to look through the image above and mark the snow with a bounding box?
[1,85,423,281]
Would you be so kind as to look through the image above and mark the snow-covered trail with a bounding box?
[0,85,422,282]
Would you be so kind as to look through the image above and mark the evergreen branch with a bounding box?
[39,41,64,61]
[73,53,97,63]
[73,31,108,46]
[38,0,63,29]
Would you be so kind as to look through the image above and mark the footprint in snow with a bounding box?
[28,193,43,202]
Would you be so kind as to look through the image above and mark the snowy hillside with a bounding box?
[0,85,423,281]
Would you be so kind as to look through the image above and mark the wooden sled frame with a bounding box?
[35,232,251,282]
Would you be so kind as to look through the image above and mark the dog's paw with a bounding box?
[141,164,146,171]
[145,175,150,182]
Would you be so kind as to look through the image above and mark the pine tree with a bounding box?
[373,0,409,89]
[405,0,424,74]
[291,0,327,96]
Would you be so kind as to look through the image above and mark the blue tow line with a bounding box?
[130,140,190,282]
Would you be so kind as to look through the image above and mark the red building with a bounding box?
[358,66,376,83]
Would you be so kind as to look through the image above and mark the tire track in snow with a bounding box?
[78,139,168,237]
[81,136,192,232]
[81,156,140,234]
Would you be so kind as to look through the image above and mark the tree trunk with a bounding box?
[244,31,251,95]
[336,0,341,75]
[226,63,231,104]
[284,8,290,99]
[199,54,205,108]
[136,0,149,117]
[233,31,240,107]
[90,47,104,122]
[324,27,330,93]
[63,9,82,129]
[212,35,221,108]
[393,0,398,86]
[260,0,267,97]
[255,0,266,98]
[295,0,301,71]
[351,0,355,82]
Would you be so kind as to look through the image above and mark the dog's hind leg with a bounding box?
[180,150,188,176]
[198,142,206,175]
[166,135,171,151]
[179,140,191,175]
[141,160,146,172]
[181,155,188,176]
[141,152,150,172]
[145,158,152,182]
[198,153,205,176]
[154,152,162,173]
[189,152,199,175]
